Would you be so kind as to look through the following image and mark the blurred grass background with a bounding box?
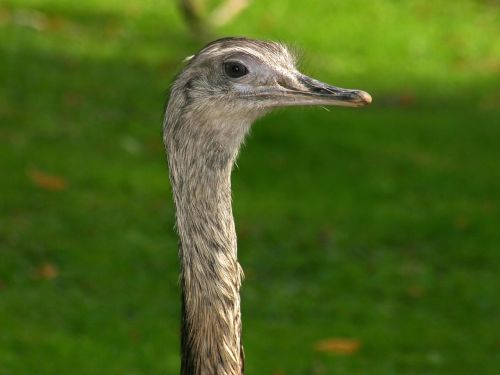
[1,0,499,374]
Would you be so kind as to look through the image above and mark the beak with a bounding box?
[270,73,372,108]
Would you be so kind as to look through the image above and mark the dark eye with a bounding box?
[224,62,248,78]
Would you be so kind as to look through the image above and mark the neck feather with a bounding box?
[165,100,251,375]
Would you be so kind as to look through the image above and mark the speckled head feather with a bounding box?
[196,37,297,67]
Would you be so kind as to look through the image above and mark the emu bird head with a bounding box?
[165,37,371,157]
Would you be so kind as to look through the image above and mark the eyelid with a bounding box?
[223,51,256,70]
[224,60,247,68]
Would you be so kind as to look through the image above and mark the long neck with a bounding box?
[165,102,252,375]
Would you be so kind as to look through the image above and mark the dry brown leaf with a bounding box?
[453,215,469,230]
[64,91,83,108]
[37,262,58,280]
[129,329,141,342]
[28,169,67,191]
[314,338,361,355]
[407,285,425,298]
[398,91,416,107]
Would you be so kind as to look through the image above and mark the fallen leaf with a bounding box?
[129,329,142,343]
[28,168,67,191]
[63,91,83,108]
[453,214,469,230]
[407,285,425,298]
[398,91,416,107]
[0,8,11,25]
[37,262,58,280]
[314,338,361,355]
[146,136,164,153]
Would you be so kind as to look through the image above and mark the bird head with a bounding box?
[174,37,371,118]
[165,37,372,159]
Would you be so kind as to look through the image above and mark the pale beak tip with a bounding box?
[358,90,372,105]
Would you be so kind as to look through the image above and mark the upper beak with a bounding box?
[272,73,372,108]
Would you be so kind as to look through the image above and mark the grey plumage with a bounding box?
[163,37,371,375]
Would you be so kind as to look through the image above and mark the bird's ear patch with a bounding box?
[183,55,194,63]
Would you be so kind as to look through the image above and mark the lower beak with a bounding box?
[275,73,372,108]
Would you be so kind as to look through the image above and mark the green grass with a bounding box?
[1,0,499,374]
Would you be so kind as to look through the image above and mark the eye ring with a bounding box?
[223,61,248,78]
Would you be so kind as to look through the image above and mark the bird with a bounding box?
[163,37,371,375]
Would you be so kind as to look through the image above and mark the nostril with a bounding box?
[311,86,332,95]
